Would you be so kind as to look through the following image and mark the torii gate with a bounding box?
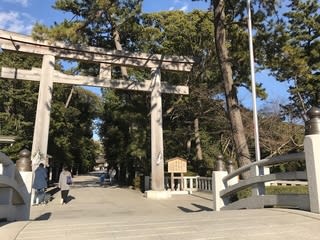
[0,29,194,198]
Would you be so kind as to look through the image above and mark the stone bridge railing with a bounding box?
[0,150,32,221]
[213,152,309,211]
[213,107,320,214]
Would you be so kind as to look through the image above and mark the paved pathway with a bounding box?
[2,174,320,240]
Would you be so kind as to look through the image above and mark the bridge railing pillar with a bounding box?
[304,107,320,213]
[16,149,33,220]
[212,155,228,211]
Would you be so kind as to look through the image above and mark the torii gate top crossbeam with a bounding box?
[0,29,194,72]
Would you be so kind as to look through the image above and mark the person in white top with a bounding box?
[108,167,116,185]
[58,166,72,204]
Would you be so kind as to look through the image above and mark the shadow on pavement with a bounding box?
[192,203,212,211]
[34,212,52,221]
[177,203,212,213]
[190,193,212,201]
[46,187,60,196]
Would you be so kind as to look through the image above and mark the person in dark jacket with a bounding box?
[100,170,107,186]
[58,166,72,204]
[32,163,47,205]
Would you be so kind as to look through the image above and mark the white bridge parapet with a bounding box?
[0,152,31,221]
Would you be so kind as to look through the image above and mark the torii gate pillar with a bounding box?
[31,54,55,169]
[145,68,171,199]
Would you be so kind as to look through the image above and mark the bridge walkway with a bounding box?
[1,174,320,240]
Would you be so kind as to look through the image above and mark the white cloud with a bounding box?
[180,4,189,12]
[1,0,29,7]
[0,11,35,34]
[169,0,191,12]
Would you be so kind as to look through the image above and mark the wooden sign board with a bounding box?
[167,157,187,173]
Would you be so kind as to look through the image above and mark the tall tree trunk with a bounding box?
[113,28,128,78]
[194,117,203,161]
[213,0,251,178]
[111,27,128,182]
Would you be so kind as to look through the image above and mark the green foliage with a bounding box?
[236,187,252,199]
[48,0,142,49]
[258,0,320,120]
[100,89,150,179]
[266,185,308,195]
[0,52,42,158]
[236,185,308,200]
[49,85,102,174]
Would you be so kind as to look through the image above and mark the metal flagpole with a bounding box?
[247,0,261,162]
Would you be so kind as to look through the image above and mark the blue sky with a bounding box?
[0,0,290,109]
[0,0,210,34]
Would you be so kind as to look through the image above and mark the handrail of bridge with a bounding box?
[222,152,305,185]
[217,152,308,211]
[221,171,307,198]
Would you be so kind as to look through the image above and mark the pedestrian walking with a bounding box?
[109,167,116,185]
[99,170,107,186]
[58,166,72,204]
[32,163,48,205]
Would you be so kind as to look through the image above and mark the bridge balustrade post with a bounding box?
[250,165,265,197]
[226,159,233,173]
[215,155,224,171]
[304,107,320,213]
[212,155,228,211]
[226,159,238,186]
[16,149,32,220]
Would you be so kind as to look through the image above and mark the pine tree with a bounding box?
[258,0,320,121]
